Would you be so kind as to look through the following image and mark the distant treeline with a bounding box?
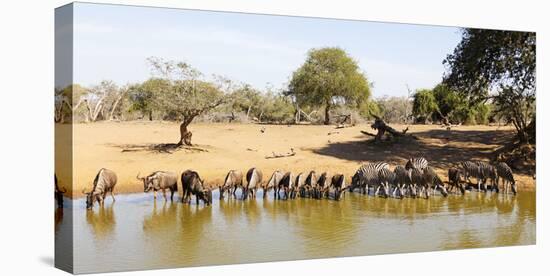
[55,28,535,147]
[54,79,512,126]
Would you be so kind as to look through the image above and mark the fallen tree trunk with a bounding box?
[363,114,418,142]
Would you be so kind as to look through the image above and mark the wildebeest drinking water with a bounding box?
[330,174,346,200]
[313,172,329,199]
[264,170,284,199]
[137,171,178,201]
[82,168,118,209]
[181,170,212,205]
[293,172,306,198]
[303,170,317,198]
[244,168,263,200]
[448,167,466,195]
[276,172,294,200]
[219,170,243,200]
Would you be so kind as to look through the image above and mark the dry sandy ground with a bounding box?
[55,121,535,198]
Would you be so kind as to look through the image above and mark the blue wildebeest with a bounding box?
[137,171,178,201]
[82,168,118,209]
[181,170,212,206]
[293,172,306,198]
[448,167,466,195]
[264,170,284,199]
[219,170,243,200]
[276,172,294,200]
[303,171,317,198]
[330,173,346,200]
[313,172,330,199]
[244,168,263,199]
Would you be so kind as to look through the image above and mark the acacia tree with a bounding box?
[288,47,371,125]
[147,57,227,146]
[443,29,535,143]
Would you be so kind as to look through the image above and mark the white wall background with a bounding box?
[0,0,547,275]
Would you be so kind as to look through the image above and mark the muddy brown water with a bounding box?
[55,190,535,274]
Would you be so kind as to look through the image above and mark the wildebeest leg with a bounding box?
[162,190,167,201]
[196,194,200,205]
[153,190,157,200]
[232,186,238,198]
[170,189,175,202]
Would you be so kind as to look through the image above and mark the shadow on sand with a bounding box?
[312,128,515,169]
[106,143,210,154]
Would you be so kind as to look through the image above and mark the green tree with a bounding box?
[147,57,228,146]
[229,84,263,121]
[288,47,371,125]
[127,78,168,121]
[412,89,439,123]
[443,29,535,142]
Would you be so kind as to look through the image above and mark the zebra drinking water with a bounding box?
[351,162,389,195]
[495,162,517,195]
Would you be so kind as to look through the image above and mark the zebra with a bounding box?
[495,162,517,195]
[377,167,396,198]
[393,165,412,198]
[460,161,481,191]
[423,167,448,197]
[410,167,424,198]
[351,162,389,195]
[447,167,466,195]
[405,157,429,170]
[476,161,498,192]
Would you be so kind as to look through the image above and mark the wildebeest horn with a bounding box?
[136,172,144,180]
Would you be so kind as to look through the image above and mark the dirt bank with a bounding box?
[55,121,535,198]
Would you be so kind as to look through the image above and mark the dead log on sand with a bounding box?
[265,148,296,159]
[362,114,418,142]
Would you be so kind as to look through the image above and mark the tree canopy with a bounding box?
[412,89,439,123]
[443,29,535,142]
[288,47,371,124]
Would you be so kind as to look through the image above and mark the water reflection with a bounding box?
[86,204,116,241]
[62,191,535,274]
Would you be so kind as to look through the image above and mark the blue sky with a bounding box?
[73,3,462,97]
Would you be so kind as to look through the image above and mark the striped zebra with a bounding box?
[460,161,481,190]
[410,167,424,198]
[476,161,498,192]
[351,162,389,195]
[394,165,412,198]
[405,157,429,170]
[423,167,448,197]
[495,162,517,195]
[377,167,395,198]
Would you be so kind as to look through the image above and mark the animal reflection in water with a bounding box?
[86,204,116,239]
